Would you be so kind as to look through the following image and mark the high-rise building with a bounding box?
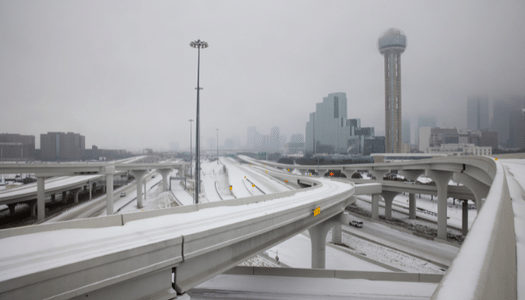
[402,119,411,144]
[305,93,377,155]
[40,132,85,161]
[491,96,525,148]
[378,28,407,153]
[0,133,35,161]
[467,97,489,131]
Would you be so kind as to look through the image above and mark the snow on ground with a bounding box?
[191,274,438,299]
[172,180,194,206]
[327,229,446,274]
[201,160,235,202]
[266,233,391,272]
[342,214,458,268]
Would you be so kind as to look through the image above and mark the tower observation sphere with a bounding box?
[378,28,407,153]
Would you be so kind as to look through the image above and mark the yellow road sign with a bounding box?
[313,207,321,217]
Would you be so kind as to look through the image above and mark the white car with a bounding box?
[350,220,363,228]
[120,192,126,197]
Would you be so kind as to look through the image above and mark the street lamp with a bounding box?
[216,128,219,165]
[189,119,193,179]
[190,39,208,204]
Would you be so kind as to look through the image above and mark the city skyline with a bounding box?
[1,1,525,151]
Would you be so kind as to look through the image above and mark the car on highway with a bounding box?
[350,220,363,228]
[120,192,126,197]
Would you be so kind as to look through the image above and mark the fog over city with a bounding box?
[1,0,524,151]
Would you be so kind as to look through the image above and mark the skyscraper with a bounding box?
[305,93,376,155]
[378,28,407,153]
[491,96,525,148]
[467,97,489,131]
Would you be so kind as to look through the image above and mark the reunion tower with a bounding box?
[378,28,406,153]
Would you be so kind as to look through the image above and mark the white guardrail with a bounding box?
[430,160,517,299]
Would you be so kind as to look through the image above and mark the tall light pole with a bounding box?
[216,128,219,165]
[189,119,193,179]
[190,39,208,204]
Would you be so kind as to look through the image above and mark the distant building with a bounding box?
[0,133,35,161]
[363,137,386,156]
[40,132,85,161]
[290,134,304,143]
[425,143,492,156]
[491,96,525,148]
[417,116,436,145]
[223,139,235,150]
[82,145,131,161]
[467,97,489,131]
[418,127,457,152]
[402,119,411,144]
[305,93,376,155]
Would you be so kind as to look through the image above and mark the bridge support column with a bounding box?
[332,224,342,244]
[409,193,416,219]
[341,170,357,179]
[159,169,171,192]
[426,170,453,240]
[462,200,469,236]
[30,201,37,217]
[143,180,147,199]
[371,194,381,220]
[51,194,56,203]
[37,176,45,221]
[131,170,147,209]
[308,213,344,269]
[104,166,115,215]
[62,191,67,203]
[452,173,490,210]
[73,188,82,204]
[381,191,399,220]
[370,169,389,181]
[89,183,92,200]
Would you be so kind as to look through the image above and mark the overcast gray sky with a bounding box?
[1,0,524,151]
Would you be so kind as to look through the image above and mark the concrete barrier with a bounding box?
[0,214,123,239]
[224,266,443,282]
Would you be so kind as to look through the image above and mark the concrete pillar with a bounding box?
[462,200,469,236]
[371,194,380,220]
[7,204,16,216]
[37,177,45,221]
[381,191,399,220]
[51,194,56,203]
[341,170,357,179]
[89,183,92,200]
[62,191,67,203]
[452,173,490,210]
[104,166,115,215]
[426,170,453,240]
[308,214,343,269]
[131,170,147,209]
[409,193,416,219]
[332,224,342,244]
[398,170,425,182]
[73,188,82,204]
[370,169,389,181]
[159,169,171,192]
[143,180,147,199]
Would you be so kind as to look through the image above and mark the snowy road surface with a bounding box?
[221,157,292,197]
[342,214,458,267]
